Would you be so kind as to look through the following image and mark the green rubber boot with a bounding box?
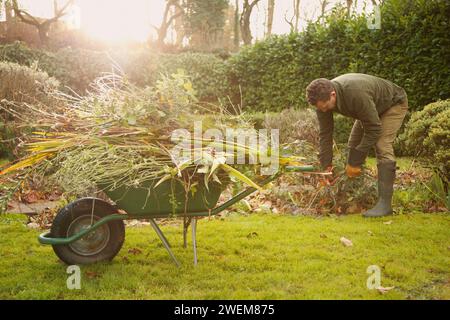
[363,161,396,218]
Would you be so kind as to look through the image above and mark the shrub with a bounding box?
[0,61,59,105]
[262,108,319,146]
[400,99,450,174]
[0,62,60,159]
[0,41,41,66]
[157,53,228,103]
[48,48,111,94]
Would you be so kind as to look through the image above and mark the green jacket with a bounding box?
[316,73,407,168]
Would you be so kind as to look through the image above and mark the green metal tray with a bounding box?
[99,178,225,217]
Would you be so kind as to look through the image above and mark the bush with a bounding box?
[157,53,228,103]
[0,43,228,101]
[333,114,354,145]
[0,41,42,66]
[0,61,59,105]
[48,48,111,94]
[400,99,450,174]
[0,42,110,94]
[262,108,319,146]
[0,62,60,159]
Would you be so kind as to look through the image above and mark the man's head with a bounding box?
[306,78,337,112]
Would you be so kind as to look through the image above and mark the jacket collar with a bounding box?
[331,80,343,113]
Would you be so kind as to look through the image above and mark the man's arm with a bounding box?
[316,110,334,169]
[348,97,382,167]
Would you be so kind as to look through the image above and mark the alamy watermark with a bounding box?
[67,265,81,290]
[366,265,381,289]
[170,121,280,175]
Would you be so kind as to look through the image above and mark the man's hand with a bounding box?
[345,164,362,178]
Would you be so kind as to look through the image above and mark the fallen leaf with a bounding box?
[383,220,393,225]
[246,232,258,239]
[27,222,40,230]
[128,248,142,255]
[22,190,40,204]
[340,237,353,247]
[85,271,100,279]
[377,286,395,294]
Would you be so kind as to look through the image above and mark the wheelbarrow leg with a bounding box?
[183,217,192,249]
[192,217,198,266]
[149,219,180,267]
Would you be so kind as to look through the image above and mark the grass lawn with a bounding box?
[0,212,449,300]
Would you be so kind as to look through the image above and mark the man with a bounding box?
[306,73,408,217]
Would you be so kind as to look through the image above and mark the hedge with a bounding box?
[226,0,450,112]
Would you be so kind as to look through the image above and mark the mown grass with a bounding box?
[0,212,449,300]
[366,157,427,172]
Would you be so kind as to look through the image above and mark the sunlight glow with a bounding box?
[76,0,156,42]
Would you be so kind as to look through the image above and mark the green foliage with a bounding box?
[400,99,450,174]
[0,42,110,94]
[156,53,228,102]
[48,48,111,94]
[184,0,229,49]
[0,43,227,102]
[0,41,43,66]
[422,171,450,211]
[226,0,450,112]
[333,114,354,144]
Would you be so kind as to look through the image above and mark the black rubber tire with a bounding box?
[50,198,125,265]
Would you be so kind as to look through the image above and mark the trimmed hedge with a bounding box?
[226,0,450,112]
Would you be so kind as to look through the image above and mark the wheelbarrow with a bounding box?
[38,165,314,266]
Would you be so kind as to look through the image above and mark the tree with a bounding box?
[173,1,186,47]
[240,0,261,45]
[1,0,14,41]
[346,0,353,17]
[266,0,275,37]
[154,0,184,48]
[318,0,329,21]
[294,0,301,31]
[284,0,301,33]
[11,0,74,46]
[184,0,228,50]
[234,0,240,49]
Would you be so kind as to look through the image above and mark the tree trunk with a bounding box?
[346,0,353,17]
[234,0,240,49]
[156,0,183,48]
[294,0,300,32]
[37,23,51,46]
[319,0,329,21]
[4,1,14,41]
[174,1,185,47]
[240,0,260,45]
[266,0,275,37]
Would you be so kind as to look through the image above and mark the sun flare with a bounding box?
[72,0,164,42]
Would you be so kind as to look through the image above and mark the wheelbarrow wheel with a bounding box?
[50,198,125,265]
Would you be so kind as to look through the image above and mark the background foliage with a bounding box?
[226,0,450,112]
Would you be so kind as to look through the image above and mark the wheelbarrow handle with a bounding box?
[284,165,315,172]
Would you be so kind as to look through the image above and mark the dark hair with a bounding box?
[306,78,334,105]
